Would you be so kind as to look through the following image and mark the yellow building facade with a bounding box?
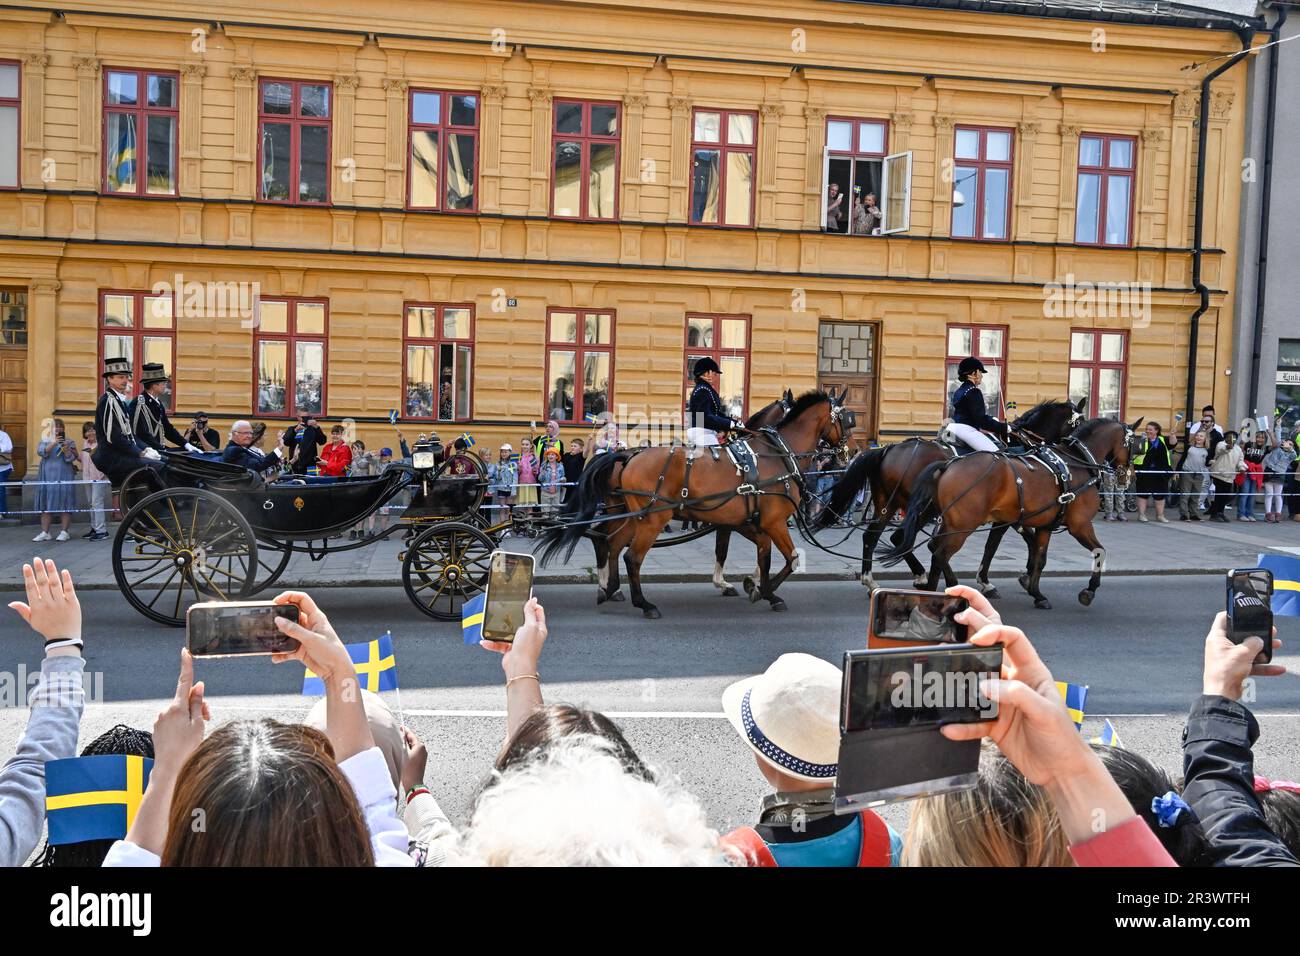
[0,0,1256,475]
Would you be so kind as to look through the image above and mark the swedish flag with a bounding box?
[389,409,399,425]
[1090,718,1123,748]
[584,412,601,424]
[1056,681,1088,731]
[45,755,153,845]
[463,592,486,645]
[302,633,397,695]
[108,117,136,191]
[1258,554,1300,616]
[459,432,476,447]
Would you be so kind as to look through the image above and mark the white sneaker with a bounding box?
[55,530,70,541]
[32,531,51,541]
[1157,516,1170,523]
[1138,515,1149,523]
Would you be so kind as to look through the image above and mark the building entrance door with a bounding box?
[0,289,27,480]
[817,321,877,447]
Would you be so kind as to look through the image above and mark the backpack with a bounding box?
[720,811,892,867]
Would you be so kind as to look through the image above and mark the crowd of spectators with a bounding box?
[3,558,1295,868]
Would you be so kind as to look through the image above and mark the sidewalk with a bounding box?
[2,512,1297,590]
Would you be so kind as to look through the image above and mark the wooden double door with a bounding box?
[0,290,26,478]
[817,321,878,448]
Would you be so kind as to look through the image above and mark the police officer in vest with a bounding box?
[130,362,197,454]
[687,357,740,448]
[92,357,163,485]
[948,357,1008,453]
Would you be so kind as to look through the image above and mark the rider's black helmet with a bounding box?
[957,356,987,379]
[693,356,721,378]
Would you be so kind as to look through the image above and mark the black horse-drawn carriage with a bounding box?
[112,439,498,626]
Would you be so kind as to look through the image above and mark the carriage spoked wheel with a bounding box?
[247,539,294,595]
[402,521,496,622]
[118,466,164,515]
[112,488,259,627]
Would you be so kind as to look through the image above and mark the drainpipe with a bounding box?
[1248,5,1287,421]
[1187,31,1253,445]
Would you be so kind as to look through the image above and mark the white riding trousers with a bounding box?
[947,422,998,453]
[686,427,721,447]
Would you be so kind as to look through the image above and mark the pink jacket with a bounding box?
[518,452,539,485]
[1069,815,1176,867]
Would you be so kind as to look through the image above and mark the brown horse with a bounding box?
[817,398,1086,594]
[882,416,1139,609]
[540,390,854,618]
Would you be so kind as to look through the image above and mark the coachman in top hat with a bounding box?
[92,357,164,485]
[130,362,195,453]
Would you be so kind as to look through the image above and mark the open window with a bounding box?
[821,118,887,235]
[881,150,912,235]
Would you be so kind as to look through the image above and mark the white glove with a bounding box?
[142,447,162,461]
[184,442,200,453]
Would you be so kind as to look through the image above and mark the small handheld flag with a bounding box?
[1056,681,1088,731]
[389,409,399,425]
[1258,554,1300,616]
[46,755,154,845]
[459,432,476,447]
[584,412,601,424]
[1090,718,1123,748]
[303,633,398,695]
[463,592,485,645]
[1003,401,1018,412]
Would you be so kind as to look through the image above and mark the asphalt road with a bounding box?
[2,575,1297,839]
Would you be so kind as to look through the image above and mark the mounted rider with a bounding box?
[947,357,1008,454]
[686,357,742,449]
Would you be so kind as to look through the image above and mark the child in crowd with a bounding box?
[487,444,518,518]
[79,423,110,540]
[349,440,381,539]
[538,445,565,514]
[1263,438,1293,523]
[1177,430,1209,522]
[515,438,540,516]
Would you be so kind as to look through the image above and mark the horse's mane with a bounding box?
[1069,416,1119,443]
[1016,399,1073,428]
[777,390,830,426]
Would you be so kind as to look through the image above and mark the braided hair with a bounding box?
[30,724,154,867]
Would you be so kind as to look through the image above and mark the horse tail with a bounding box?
[536,450,628,566]
[881,458,948,565]
[817,445,884,528]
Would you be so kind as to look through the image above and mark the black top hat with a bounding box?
[102,357,132,378]
[140,362,171,386]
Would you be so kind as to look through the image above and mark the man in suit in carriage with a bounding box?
[129,362,197,455]
[222,420,287,473]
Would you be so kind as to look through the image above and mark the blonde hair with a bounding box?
[458,734,731,867]
[902,744,1074,867]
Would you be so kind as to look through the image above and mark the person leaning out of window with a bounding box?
[1132,421,1174,523]
[1207,430,1246,523]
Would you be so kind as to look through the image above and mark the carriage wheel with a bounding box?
[247,540,294,595]
[402,521,496,621]
[113,488,259,627]
[118,466,164,515]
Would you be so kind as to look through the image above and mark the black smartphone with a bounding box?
[868,588,970,649]
[186,601,301,658]
[1226,568,1273,664]
[842,644,1002,733]
[482,551,535,642]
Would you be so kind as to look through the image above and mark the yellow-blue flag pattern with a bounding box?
[1090,718,1123,748]
[303,632,397,695]
[1258,554,1300,616]
[463,592,486,644]
[46,755,153,845]
[1056,681,1088,731]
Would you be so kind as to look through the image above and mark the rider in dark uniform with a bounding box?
[948,357,1007,453]
[92,357,162,485]
[129,362,195,453]
[686,357,739,447]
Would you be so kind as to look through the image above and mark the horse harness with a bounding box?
[1005,437,1111,528]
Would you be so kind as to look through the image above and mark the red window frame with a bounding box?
[824,116,890,233]
[543,308,616,424]
[1074,133,1136,248]
[406,89,479,212]
[257,78,332,206]
[950,125,1014,242]
[550,99,621,221]
[97,290,178,412]
[682,313,752,419]
[690,108,758,228]
[0,60,19,191]
[252,298,329,419]
[102,67,180,197]
[944,323,1009,421]
[401,302,475,422]
[1068,328,1128,420]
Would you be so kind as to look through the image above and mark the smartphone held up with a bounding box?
[481,550,536,643]
[1226,567,1274,664]
[867,588,969,649]
[186,601,301,658]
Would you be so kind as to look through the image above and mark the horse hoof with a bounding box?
[1034,598,1052,610]
[742,577,755,595]
[860,573,874,588]
[596,591,607,606]
[610,590,625,602]
[642,607,661,620]
[770,598,787,612]
[748,588,762,604]
[1078,590,1094,607]
[721,586,738,597]
[912,578,926,589]
[983,587,1001,601]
